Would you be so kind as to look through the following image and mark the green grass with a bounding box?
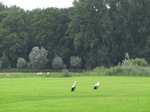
[0,76,150,112]
[0,72,80,78]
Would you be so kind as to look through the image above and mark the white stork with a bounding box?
[71,81,77,92]
[94,81,100,90]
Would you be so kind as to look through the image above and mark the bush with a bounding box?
[106,66,150,76]
[16,57,26,69]
[130,58,148,67]
[62,69,72,77]
[52,56,66,69]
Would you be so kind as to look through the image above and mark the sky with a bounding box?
[0,0,74,10]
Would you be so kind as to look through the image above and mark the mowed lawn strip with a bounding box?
[0,76,150,112]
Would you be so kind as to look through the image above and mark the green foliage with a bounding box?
[29,46,49,69]
[70,56,82,69]
[0,60,2,68]
[26,62,32,69]
[130,58,148,67]
[122,52,132,66]
[68,0,113,68]
[62,69,72,77]
[0,53,10,69]
[52,56,66,69]
[30,8,73,68]
[0,8,30,67]
[84,65,150,77]
[16,57,26,69]
[1,1,150,69]
[106,66,150,76]
[83,66,109,76]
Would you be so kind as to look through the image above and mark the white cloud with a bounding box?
[1,0,74,10]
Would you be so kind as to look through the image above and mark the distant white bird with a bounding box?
[71,81,77,92]
[37,72,42,75]
[94,81,100,90]
[47,72,50,75]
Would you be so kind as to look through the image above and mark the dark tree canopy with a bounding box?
[0,0,150,69]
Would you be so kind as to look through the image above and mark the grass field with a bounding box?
[0,76,150,112]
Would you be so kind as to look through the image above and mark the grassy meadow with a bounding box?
[0,76,150,112]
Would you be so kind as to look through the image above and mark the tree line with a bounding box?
[0,0,150,69]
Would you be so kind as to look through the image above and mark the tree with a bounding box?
[0,3,7,22]
[30,8,73,68]
[122,53,132,66]
[0,7,30,67]
[0,60,2,68]
[0,7,73,69]
[68,0,113,68]
[70,56,82,69]
[29,46,49,69]
[0,53,10,69]
[127,0,150,62]
[52,56,66,69]
[107,0,150,64]
[16,57,26,69]
[1,0,150,69]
